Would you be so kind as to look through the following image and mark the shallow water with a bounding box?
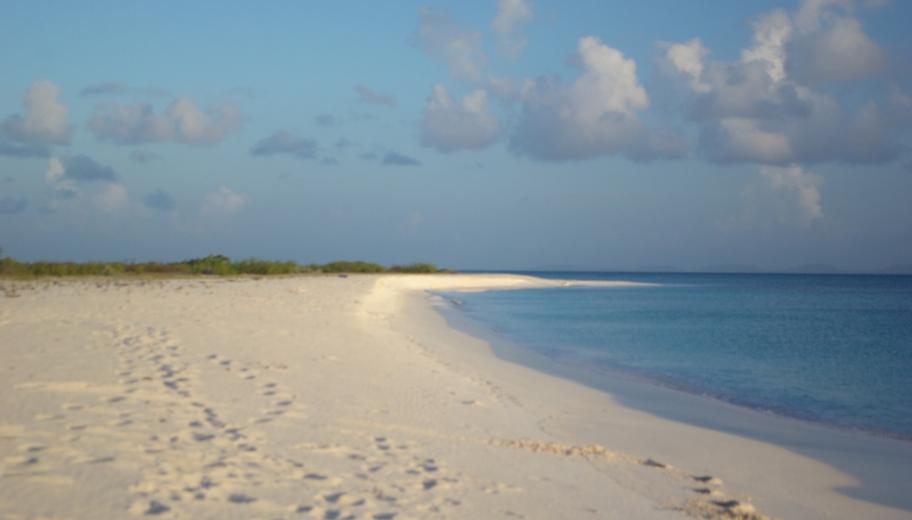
[446,272,912,439]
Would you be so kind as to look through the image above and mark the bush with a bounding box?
[233,258,300,275]
[319,261,387,273]
[390,262,440,273]
[0,254,450,278]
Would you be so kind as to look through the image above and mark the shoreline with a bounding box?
[433,285,912,442]
[0,274,909,519]
[383,275,912,518]
[428,285,912,514]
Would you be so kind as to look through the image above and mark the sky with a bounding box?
[1,0,911,272]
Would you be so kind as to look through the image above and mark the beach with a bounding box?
[0,274,909,519]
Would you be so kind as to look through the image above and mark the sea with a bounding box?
[441,272,912,440]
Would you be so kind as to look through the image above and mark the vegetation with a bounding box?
[0,250,448,278]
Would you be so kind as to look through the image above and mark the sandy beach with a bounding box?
[1,274,909,519]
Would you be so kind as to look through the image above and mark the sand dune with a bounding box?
[0,275,905,519]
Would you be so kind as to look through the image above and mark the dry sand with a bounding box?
[0,274,908,519]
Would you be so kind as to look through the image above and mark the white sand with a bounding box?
[0,274,908,519]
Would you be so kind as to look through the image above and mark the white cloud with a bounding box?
[88,97,240,145]
[45,157,75,196]
[45,156,130,212]
[760,165,823,222]
[510,36,684,161]
[421,85,501,152]
[702,119,793,164]
[0,81,71,150]
[486,74,520,101]
[45,155,118,196]
[660,38,711,93]
[414,7,487,82]
[659,0,898,165]
[491,0,533,58]
[740,9,792,83]
[789,16,885,83]
[168,98,240,145]
[201,186,248,218]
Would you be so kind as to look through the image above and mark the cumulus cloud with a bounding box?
[421,85,501,152]
[659,38,711,93]
[45,155,114,199]
[201,186,248,218]
[0,197,28,214]
[783,0,887,83]
[510,37,685,162]
[492,0,533,57]
[486,74,520,102]
[44,155,130,212]
[45,157,74,196]
[45,155,117,199]
[355,85,397,107]
[143,189,175,211]
[250,131,318,159]
[382,152,421,166]
[413,7,487,82]
[741,9,792,84]
[88,97,240,145]
[659,0,900,165]
[760,165,823,222]
[0,81,71,155]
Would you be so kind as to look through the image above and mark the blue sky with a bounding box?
[1,0,911,271]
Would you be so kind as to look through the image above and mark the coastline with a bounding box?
[429,284,912,516]
[0,274,908,519]
[382,275,912,519]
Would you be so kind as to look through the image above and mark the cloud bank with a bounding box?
[88,97,240,145]
[510,37,686,162]
[660,0,904,165]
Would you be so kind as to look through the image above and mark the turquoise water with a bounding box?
[446,273,912,439]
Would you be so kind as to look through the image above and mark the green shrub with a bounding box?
[390,262,439,274]
[319,261,387,273]
[0,254,450,278]
[233,259,300,275]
